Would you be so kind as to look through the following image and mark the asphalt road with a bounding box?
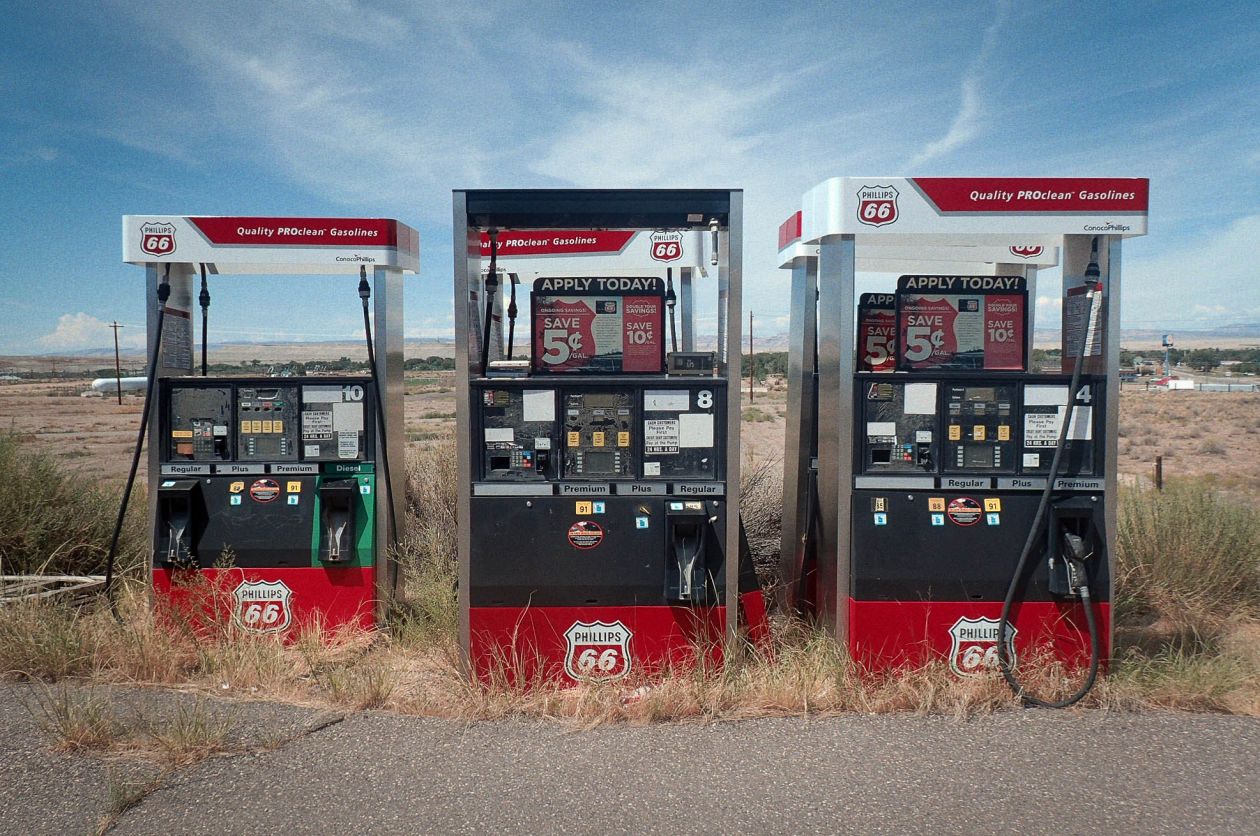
[3,684,1257,835]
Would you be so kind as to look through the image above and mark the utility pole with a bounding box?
[748,311,754,404]
[108,321,126,405]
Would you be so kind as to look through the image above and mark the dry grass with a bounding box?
[0,402,1258,723]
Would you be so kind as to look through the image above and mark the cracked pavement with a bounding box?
[2,683,1258,835]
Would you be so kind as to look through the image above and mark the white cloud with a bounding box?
[905,0,1009,169]
[38,313,145,351]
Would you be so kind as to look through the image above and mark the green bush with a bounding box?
[1116,480,1260,636]
[0,434,145,578]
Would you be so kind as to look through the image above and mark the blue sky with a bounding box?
[1,0,1257,354]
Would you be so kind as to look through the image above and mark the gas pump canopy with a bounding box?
[797,176,1148,244]
[122,216,419,273]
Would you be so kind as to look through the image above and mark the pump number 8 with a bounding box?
[577,647,620,673]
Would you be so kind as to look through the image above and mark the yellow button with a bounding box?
[592,432,605,447]
[948,425,961,441]
[997,425,1010,441]
[575,501,592,515]
[273,420,284,434]
[229,481,245,494]
[240,420,250,434]
[928,497,946,512]
[984,497,1001,513]
[287,481,302,494]
[251,420,262,433]
[618,431,630,447]
[262,420,274,434]
[972,425,986,441]
[567,431,580,447]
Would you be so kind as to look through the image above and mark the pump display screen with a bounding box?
[583,451,616,473]
[895,275,1027,371]
[531,276,666,374]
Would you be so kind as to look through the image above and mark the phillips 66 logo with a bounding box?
[948,616,1016,677]
[140,220,177,256]
[232,579,293,634]
[1009,245,1044,259]
[564,620,632,682]
[649,230,684,263]
[856,185,899,227]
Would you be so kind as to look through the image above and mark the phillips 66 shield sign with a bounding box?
[649,230,683,263]
[856,185,899,227]
[233,579,293,634]
[140,220,177,256]
[948,616,1016,677]
[563,620,633,682]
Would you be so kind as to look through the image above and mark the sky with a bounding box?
[1,0,1258,354]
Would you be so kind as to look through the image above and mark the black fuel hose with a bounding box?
[358,267,399,598]
[103,263,172,609]
[480,230,498,376]
[505,272,518,360]
[665,267,678,354]
[198,264,210,376]
[996,284,1102,707]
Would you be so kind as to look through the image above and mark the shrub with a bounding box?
[0,434,145,578]
[1116,480,1260,640]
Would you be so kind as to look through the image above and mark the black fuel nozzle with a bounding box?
[157,262,172,303]
[1049,530,1092,598]
[198,264,210,309]
[358,265,370,303]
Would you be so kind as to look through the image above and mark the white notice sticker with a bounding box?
[678,413,714,448]
[644,462,661,476]
[867,421,897,439]
[337,432,359,459]
[904,382,938,415]
[644,419,679,454]
[523,390,555,422]
[484,427,514,443]
[333,401,364,432]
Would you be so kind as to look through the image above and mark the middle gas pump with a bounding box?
[454,189,768,684]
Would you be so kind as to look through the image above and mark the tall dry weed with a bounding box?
[1116,479,1260,642]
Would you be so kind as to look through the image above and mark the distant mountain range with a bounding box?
[9,324,1260,364]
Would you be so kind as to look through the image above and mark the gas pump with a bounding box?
[778,178,1148,704]
[453,189,767,683]
[118,216,417,634]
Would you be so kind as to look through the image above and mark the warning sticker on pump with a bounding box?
[303,409,333,440]
[567,521,604,549]
[946,497,982,526]
[249,478,281,503]
[644,419,679,454]
[337,432,359,459]
[1024,407,1091,447]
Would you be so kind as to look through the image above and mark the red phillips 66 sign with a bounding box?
[140,220,177,256]
[649,230,683,263]
[564,620,633,682]
[856,185,899,227]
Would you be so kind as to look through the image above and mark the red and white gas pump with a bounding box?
[778,178,1149,705]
